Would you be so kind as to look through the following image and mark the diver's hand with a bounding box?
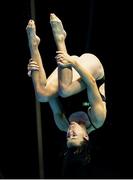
[55,51,75,67]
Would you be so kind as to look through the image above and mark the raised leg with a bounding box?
[26,19,58,102]
[50,13,73,96]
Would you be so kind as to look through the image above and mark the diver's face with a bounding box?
[67,122,88,148]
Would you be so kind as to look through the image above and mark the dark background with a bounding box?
[0,0,132,178]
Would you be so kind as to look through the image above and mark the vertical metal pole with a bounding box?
[30,0,36,20]
[30,0,45,178]
[35,101,45,179]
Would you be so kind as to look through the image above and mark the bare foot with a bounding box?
[50,13,67,42]
[26,20,40,48]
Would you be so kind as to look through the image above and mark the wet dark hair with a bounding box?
[61,138,92,177]
[61,139,91,178]
[65,139,91,165]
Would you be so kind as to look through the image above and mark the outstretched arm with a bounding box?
[49,97,69,132]
[72,60,106,127]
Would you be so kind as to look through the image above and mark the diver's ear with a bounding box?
[84,134,89,141]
